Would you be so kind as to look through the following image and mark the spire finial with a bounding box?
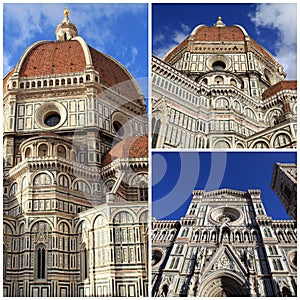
[214,16,226,27]
[64,7,70,18]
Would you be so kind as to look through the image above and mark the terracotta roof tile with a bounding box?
[262,80,297,99]
[20,40,86,76]
[194,26,245,41]
[102,136,148,166]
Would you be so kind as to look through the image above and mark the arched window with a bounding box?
[215,98,229,108]
[57,145,66,158]
[33,173,52,186]
[193,231,199,241]
[214,140,230,148]
[201,78,208,85]
[74,180,91,193]
[274,134,292,148]
[269,245,278,255]
[245,108,256,120]
[139,211,148,223]
[244,231,250,242]
[264,228,272,237]
[181,228,189,237]
[9,182,18,196]
[277,231,285,241]
[113,211,134,224]
[58,174,69,188]
[38,144,48,157]
[214,76,224,84]
[36,244,46,279]
[230,79,237,86]
[253,141,269,149]
[25,147,32,158]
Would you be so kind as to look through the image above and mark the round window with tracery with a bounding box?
[210,207,243,224]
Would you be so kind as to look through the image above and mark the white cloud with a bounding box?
[3,3,145,75]
[3,54,13,77]
[153,32,165,44]
[154,43,178,60]
[125,46,139,69]
[153,23,190,59]
[249,3,297,79]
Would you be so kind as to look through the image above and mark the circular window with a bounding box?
[210,206,242,225]
[35,102,67,130]
[44,112,61,127]
[213,61,226,71]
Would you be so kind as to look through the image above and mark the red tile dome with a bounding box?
[102,136,148,166]
[6,38,140,100]
[164,16,277,65]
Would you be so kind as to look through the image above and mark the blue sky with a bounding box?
[3,3,148,97]
[152,3,297,80]
[152,152,297,221]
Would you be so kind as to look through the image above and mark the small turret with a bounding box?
[55,7,78,41]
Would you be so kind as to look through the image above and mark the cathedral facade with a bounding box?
[152,17,297,149]
[3,9,148,297]
[152,187,297,297]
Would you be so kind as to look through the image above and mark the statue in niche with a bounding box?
[246,248,255,270]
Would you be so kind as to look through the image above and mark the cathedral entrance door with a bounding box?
[199,275,249,297]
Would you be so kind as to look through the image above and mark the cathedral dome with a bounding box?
[4,9,140,100]
[102,136,148,166]
[164,16,277,66]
